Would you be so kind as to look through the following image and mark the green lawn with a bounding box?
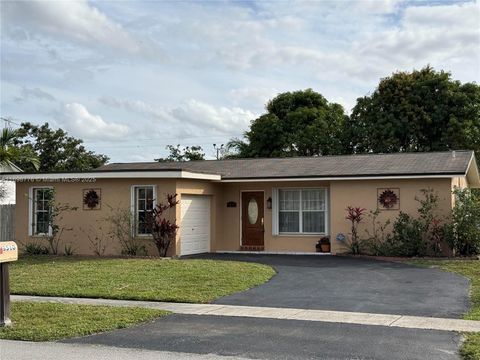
[10,256,276,303]
[0,302,168,341]
[408,259,480,360]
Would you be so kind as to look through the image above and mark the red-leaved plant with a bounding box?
[346,206,367,255]
[146,194,179,257]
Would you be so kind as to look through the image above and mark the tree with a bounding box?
[347,66,480,161]
[14,122,109,172]
[0,127,39,170]
[444,188,480,256]
[155,144,205,162]
[228,89,348,158]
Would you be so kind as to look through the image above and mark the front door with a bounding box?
[241,191,264,246]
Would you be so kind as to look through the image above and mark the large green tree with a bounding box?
[155,144,205,162]
[228,89,348,158]
[14,123,109,172]
[347,66,480,159]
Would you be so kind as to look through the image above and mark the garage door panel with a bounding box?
[180,195,211,256]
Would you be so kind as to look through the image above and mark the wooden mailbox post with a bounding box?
[0,241,18,327]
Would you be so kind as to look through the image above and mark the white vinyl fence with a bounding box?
[0,204,15,241]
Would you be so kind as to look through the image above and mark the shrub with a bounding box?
[81,224,108,256]
[63,244,75,256]
[391,212,426,256]
[105,206,147,256]
[363,209,393,256]
[23,242,49,255]
[345,206,367,254]
[444,188,480,256]
[38,189,78,255]
[145,194,179,257]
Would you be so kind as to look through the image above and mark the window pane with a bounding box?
[37,212,47,223]
[138,188,146,199]
[138,199,146,211]
[37,222,48,234]
[248,198,258,224]
[279,212,299,232]
[138,223,147,234]
[302,211,325,233]
[279,190,300,210]
[36,200,44,211]
[146,188,153,201]
[146,198,154,210]
[302,189,325,211]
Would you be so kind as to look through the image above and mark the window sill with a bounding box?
[275,233,328,237]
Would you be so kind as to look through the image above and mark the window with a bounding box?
[132,186,156,235]
[30,187,53,236]
[276,188,327,234]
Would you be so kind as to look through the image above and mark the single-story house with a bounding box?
[3,151,480,256]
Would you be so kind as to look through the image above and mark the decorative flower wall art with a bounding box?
[83,189,101,210]
[377,188,400,210]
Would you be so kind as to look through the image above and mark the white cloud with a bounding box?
[61,103,130,140]
[99,96,256,136]
[14,87,55,102]
[171,99,256,134]
[1,0,141,54]
[98,96,171,120]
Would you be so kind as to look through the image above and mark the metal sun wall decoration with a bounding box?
[377,188,400,210]
[83,189,101,210]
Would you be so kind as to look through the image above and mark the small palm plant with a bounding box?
[0,127,40,171]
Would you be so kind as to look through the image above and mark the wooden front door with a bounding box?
[241,191,264,246]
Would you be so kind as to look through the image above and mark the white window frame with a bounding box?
[130,185,157,237]
[28,186,54,236]
[272,187,329,236]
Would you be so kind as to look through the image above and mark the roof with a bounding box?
[0,161,23,173]
[96,150,476,180]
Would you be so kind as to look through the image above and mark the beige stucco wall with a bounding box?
[216,181,330,253]
[14,176,455,256]
[329,178,453,254]
[15,179,177,256]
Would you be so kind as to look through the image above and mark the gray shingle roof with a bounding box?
[96,151,474,180]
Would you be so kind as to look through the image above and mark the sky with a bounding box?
[1,0,479,162]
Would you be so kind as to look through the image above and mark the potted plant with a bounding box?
[316,236,331,253]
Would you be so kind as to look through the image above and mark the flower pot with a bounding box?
[320,244,331,253]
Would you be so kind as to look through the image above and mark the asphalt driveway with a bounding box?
[65,254,469,360]
[197,254,470,318]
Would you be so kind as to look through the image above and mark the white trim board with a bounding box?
[3,171,220,181]
[3,172,470,184]
[219,174,463,182]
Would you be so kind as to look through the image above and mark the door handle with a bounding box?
[261,218,264,226]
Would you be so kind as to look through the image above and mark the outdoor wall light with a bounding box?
[266,197,272,209]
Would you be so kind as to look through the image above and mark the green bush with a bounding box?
[444,188,480,256]
[391,212,427,256]
[23,243,49,255]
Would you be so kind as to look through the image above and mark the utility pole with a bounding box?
[213,144,224,160]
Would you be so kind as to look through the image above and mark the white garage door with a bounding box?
[180,195,211,256]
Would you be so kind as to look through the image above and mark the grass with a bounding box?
[0,301,168,341]
[10,256,276,303]
[408,259,480,360]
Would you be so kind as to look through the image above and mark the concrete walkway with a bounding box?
[13,295,480,333]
